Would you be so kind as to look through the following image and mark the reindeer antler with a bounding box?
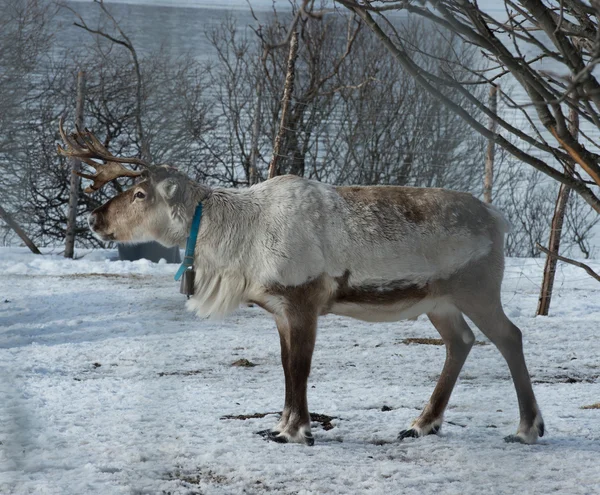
[57,115,148,193]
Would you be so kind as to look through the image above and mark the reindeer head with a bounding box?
[58,118,202,247]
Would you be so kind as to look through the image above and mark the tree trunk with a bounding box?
[65,70,86,259]
[268,30,299,179]
[537,109,578,316]
[0,203,41,254]
[484,85,498,203]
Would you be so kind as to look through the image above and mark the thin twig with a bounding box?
[536,242,600,283]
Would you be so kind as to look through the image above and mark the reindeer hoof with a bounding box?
[504,434,526,444]
[304,432,315,446]
[257,429,314,446]
[398,425,440,441]
[504,421,544,444]
[428,425,441,435]
[257,429,289,443]
[267,431,289,444]
[398,428,419,440]
[504,432,540,444]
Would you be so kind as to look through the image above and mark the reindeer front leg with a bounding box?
[274,330,293,433]
[261,308,317,446]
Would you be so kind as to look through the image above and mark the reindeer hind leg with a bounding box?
[399,306,475,440]
[457,296,543,444]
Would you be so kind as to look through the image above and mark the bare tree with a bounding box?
[64,70,86,258]
[4,0,596,261]
[537,107,579,314]
[210,8,488,193]
[564,192,600,258]
[63,0,150,160]
[268,30,299,179]
[0,0,53,244]
[206,16,260,185]
[11,20,215,246]
[322,18,487,192]
[330,0,600,214]
[500,169,557,258]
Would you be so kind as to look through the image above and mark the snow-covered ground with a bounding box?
[1,247,599,494]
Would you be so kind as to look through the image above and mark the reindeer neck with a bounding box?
[196,187,259,252]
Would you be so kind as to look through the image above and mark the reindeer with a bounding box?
[58,118,544,446]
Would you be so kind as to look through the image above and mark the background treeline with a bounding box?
[0,0,597,257]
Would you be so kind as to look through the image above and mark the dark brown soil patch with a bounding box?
[401,337,487,346]
[231,358,256,367]
[158,369,204,377]
[533,374,598,384]
[220,411,338,430]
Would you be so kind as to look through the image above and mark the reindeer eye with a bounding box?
[134,191,146,200]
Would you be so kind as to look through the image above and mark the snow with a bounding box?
[1,247,599,494]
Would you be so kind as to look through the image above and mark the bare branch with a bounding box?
[536,242,600,282]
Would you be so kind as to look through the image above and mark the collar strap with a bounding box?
[174,203,203,281]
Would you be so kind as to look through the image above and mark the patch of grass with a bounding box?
[581,402,600,409]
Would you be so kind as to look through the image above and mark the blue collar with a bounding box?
[174,203,203,281]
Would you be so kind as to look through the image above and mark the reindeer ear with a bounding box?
[161,179,178,200]
[160,179,186,221]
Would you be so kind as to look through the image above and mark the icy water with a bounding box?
[54,1,259,62]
